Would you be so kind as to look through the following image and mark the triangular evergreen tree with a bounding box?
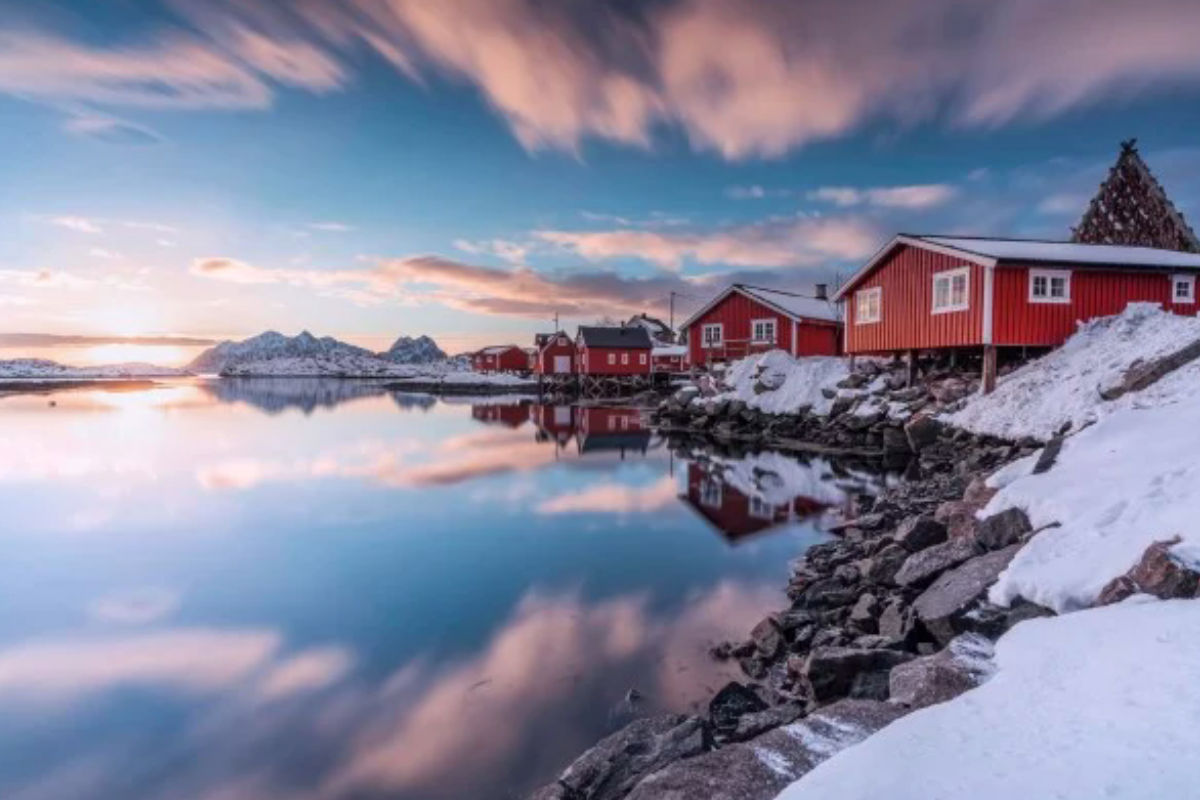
[1072,139,1200,253]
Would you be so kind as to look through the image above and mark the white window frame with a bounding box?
[748,494,775,521]
[751,318,778,343]
[638,352,647,365]
[607,353,616,365]
[1173,274,1196,304]
[700,478,723,509]
[701,323,724,348]
[931,267,970,314]
[855,287,882,324]
[1029,269,1072,304]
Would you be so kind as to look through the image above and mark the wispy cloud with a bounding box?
[47,215,102,234]
[309,222,354,233]
[808,183,959,209]
[62,114,163,146]
[7,1,1200,158]
[453,238,530,264]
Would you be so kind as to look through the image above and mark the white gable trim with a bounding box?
[678,284,835,332]
[832,235,997,301]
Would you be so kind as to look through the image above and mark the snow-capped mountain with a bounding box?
[378,335,446,364]
[187,331,376,374]
[0,359,189,379]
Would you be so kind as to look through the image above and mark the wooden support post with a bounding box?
[906,349,918,388]
[848,355,857,371]
[981,345,997,394]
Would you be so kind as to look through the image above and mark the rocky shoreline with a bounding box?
[530,360,1054,800]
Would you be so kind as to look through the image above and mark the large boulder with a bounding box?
[904,414,942,452]
[894,538,980,588]
[546,714,709,800]
[800,646,916,703]
[1097,536,1200,604]
[623,700,907,800]
[888,633,994,710]
[709,682,768,741]
[894,515,949,552]
[975,507,1032,551]
[749,616,783,658]
[912,544,1022,645]
[877,597,917,644]
[860,543,909,586]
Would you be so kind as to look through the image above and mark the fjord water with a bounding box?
[0,379,879,800]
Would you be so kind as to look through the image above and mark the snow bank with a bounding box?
[945,303,1200,440]
[0,359,188,379]
[983,394,1200,612]
[777,598,1200,800]
[717,352,851,416]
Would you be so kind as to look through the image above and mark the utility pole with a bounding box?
[553,311,559,332]
[669,291,676,332]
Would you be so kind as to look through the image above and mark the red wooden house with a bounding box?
[651,344,687,373]
[678,284,841,369]
[575,326,653,375]
[834,234,1200,390]
[472,345,528,373]
[534,332,576,375]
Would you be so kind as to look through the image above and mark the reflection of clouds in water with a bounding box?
[87,587,181,625]
[536,475,678,515]
[0,583,777,800]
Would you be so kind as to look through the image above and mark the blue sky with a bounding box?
[4,0,1200,356]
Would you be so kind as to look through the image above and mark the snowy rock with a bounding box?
[888,633,995,710]
[913,544,1022,645]
[547,714,709,800]
[378,334,446,364]
[800,646,915,703]
[893,515,948,552]
[1097,536,1200,604]
[624,700,906,800]
[975,507,1032,551]
[894,538,980,588]
[1097,336,1200,401]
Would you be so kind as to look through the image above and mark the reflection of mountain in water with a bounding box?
[679,450,887,542]
[200,378,436,415]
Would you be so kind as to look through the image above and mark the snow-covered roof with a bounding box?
[834,234,1200,300]
[652,344,687,357]
[679,284,840,330]
[478,345,521,355]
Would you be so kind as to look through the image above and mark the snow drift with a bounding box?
[716,352,851,416]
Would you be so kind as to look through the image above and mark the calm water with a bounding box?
[0,379,883,800]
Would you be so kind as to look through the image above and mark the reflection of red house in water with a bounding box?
[471,402,530,429]
[681,462,827,541]
[574,406,650,456]
[529,403,577,446]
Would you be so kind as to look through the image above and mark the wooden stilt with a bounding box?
[906,349,918,387]
[981,345,997,394]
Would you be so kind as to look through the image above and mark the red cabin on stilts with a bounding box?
[575,327,653,376]
[534,332,576,375]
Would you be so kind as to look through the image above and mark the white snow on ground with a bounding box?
[0,359,188,379]
[944,303,1200,440]
[716,351,851,416]
[777,598,1200,800]
[983,393,1200,613]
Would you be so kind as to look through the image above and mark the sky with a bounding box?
[4,0,1200,361]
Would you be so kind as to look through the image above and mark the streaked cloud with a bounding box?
[0,333,217,347]
[87,588,181,625]
[309,222,354,233]
[808,183,959,209]
[6,1,1200,158]
[536,476,678,515]
[47,215,102,234]
[62,114,163,146]
[453,238,531,265]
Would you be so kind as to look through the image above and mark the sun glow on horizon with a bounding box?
[82,344,186,366]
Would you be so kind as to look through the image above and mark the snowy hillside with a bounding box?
[188,331,375,374]
[0,359,189,379]
[219,355,429,377]
[715,351,853,415]
[944,303,1200,440]
[379,334,446,363]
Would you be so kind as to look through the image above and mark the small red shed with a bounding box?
[472,345,527,373]
[834,234,1200,390]
[651,344,688,373]
[534,332,576,375]
[678,283,841,369]
[575,326,653,375]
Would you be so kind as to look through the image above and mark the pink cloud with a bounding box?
[536,476,679,515]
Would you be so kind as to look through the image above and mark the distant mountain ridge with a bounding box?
[188,331,446,374]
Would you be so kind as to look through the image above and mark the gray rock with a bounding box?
[894,515,949,552]
[882,426,911,455]
[904,414,942,452]
[877,597,916,643]
[802,646,915,703]
[799,577,859,609]
[894,537,980,588]
[1032,436,1064,475]
[861,543,909,586]
[934,500,981,542]
[976,507,1032,550]
[552,714,709,800]
[1099,536,1200,603]
[889,633,995,710]
[709,682,768,739]
[749,616,783,658]
[849,593,880,633]
[730,702,805,742]
[623,700,907,800]
[912,544,1022,645]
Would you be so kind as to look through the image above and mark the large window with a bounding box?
[1029,269,1071,303]
[855,287,882,324]
[932,267,970,313]
[702,323,723,347]
[1173,274,1196,304]
[751,318,777,343]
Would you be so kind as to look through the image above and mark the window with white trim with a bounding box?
[639,353,647,365]
[607,353,616,365]
[748,495,775,520]
[1173,274,1196,304]
[931,267,970,313]
[620,353,629,365]
[1029,269,1071,303]
[751,318,777,343]
[702,323,723,347]
[855,287,882,324]
[700,478,723,509]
